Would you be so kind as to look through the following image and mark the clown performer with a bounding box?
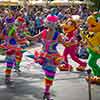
[58,16,87,71]
[2,11,28,85]
[81,12,100,84]
[2,11,17,85]
[26,13,64,100]
[14,16,30,72]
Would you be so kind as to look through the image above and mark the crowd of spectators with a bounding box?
[0,4,92,36]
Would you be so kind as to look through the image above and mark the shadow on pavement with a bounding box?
[0,71,56,100]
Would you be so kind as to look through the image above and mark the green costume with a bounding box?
[87,48,100,76]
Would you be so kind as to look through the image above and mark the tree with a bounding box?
[90,0,100,10]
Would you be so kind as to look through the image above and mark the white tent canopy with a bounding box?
[50,0,94,6]
[0,0,18,2]
[0,0,94,6]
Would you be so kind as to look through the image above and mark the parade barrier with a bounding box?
[87,69,92,100]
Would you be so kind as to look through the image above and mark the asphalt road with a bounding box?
[0,43,100,100]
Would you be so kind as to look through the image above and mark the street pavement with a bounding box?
[0,43,100,100]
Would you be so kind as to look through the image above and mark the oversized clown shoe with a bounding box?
[84,12,100,84]
[59,16,87,71]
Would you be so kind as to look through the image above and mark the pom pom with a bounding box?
[6,16,15,23]
[9,38,16,45]
[17,17,25,23]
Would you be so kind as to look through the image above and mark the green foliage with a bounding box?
[90,0,100,10]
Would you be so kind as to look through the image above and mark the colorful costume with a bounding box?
[4,15,17,84]
[59,18,87,71]
[15,17,30,71]
[1,14,28,85]
[82,13,100,84]
[42,31,61,100]
[27,14,62,100]
[40,15,61,100]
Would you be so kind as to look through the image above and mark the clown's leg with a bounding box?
[69,47,87,71]
[43,66,56,100]
[86,49,100,84]
[5,56,14,84]
[15,51,22,72]
[88,48,100,76]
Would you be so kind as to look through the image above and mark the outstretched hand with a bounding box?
[26,34,41,42]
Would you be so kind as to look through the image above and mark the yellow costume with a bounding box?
[83,12,100,84]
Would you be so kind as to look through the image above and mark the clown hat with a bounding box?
[46,15,58,23]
